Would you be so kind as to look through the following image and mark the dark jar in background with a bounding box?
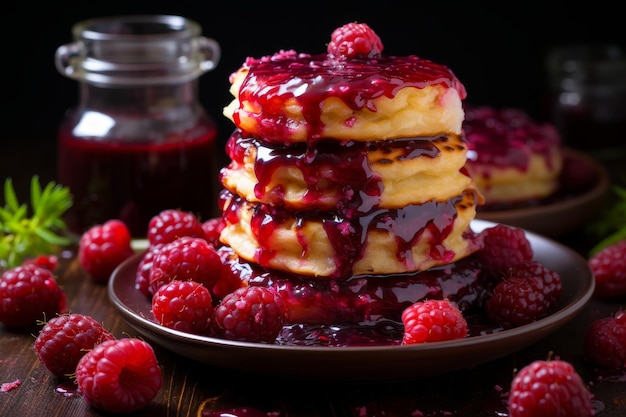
[55,15,221,237]
[545,44,626,162]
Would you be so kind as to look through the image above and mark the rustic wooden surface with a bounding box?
[2,139,626,417]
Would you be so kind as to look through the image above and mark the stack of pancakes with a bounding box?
[219,39,483,280]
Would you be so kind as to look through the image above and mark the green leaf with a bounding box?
[0,176,73,268]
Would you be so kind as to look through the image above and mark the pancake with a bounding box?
[464,106,563,205]
[219,188,482,278]
[220,130,473,210]
[223,49,466,144]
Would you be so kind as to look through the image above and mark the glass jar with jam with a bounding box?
[55,15,221,237]
[545,44,626,158]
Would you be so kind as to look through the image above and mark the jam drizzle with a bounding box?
[234,50,466,143]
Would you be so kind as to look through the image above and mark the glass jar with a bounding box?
[55,15,221,237]
[546,44,626,157]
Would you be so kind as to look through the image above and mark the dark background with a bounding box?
[2,2,625,168]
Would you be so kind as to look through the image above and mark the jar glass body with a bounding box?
[57,82,218,237]
[55,15,221,237]
[546,44,626,155]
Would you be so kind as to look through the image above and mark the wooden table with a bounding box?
[2,139,626,417]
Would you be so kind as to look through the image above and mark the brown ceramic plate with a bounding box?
[109,220,594,382]
[476,149,610,237]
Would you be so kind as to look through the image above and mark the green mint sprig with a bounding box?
[587,184,626,256]
[0,176,73,268]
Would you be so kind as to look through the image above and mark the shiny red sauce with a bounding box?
[463,106,561,172]
[232,50,466,144]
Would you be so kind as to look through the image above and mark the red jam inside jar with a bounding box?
[57,115,218,237]
[54,15,221,237]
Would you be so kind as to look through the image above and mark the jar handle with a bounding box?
[197,37,221,73]
[55,41,82,80]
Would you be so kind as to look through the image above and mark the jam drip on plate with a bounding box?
[218,246,496,347]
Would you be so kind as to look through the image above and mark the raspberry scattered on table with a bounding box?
[507,358,593,417]
[585,309,626,369]
[78,219,135,283]
[0,264,67,328]
[76,338,162,414]
[589,240,626,299]
[34,313,116,379]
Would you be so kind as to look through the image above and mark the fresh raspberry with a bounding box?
[507,359,593,417]
[211,246,247,300]
[476,224,534,276]
[486,261,562,329]
[327,22,384,59]
[400,299,468,344]
[0,264,67,328]
[584,309,626,369]
[75,338,162,414]
[151,280,214,335]
[148,237,221,295]
[23,254,59,272]
[211,286,286,343]
[201,217,225,248]
[78,219,135,283]
[135,245,163,297]
[147,209,204,247]
[588,240,626,299]
[34,313,115,378]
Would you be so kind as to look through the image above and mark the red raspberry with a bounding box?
[135,245,163,297]
[589,240,626,299]
[507,359,593,417]
[23,254,59,272]
[78,219,135,283]
[486,261,562,329]
[201,217,225,248]
[476,224,534,276]
[148,237,221,295]
[584,309,626,369]
[151,280,214,335]
[211,246,247,300]
[401,299,468,344]
[0,264,67,328]
[211,286,286,343]
[147,209,204,247]
[76,338,162,414]
[327,22,384,59]
[34,313,115,378]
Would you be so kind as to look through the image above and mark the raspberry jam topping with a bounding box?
[219,189,478,279]
[234,50,466,143]
[464,106,561,172]
[223,129,461,210]
[218,245,494,346]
